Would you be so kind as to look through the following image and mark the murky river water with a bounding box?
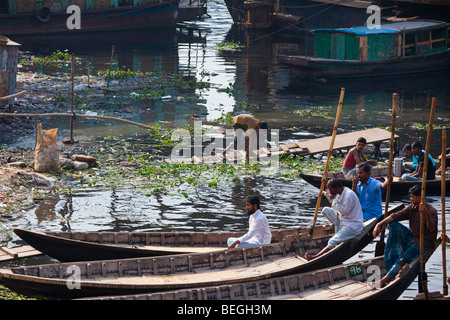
[1,0,449,300]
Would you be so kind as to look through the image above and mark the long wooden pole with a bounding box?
[70,55,75,143]
[310,87,345,235]
[0,112,155,130]
[419,97,436,297]
[107,45,115,89]
[375,93,397,256]
[441,129,448,296]
[0,90,27,101]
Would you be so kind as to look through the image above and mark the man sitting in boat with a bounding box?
[342,137,378,179]
[351,163,392,220]
[372,184,437,287]
[227,195,272,249]
[221,114,268,160]
[400,141,436,181]
[436,147,450,175]
[403,143,418,173]
[305,179,363,261]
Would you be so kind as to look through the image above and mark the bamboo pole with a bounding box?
[375,93,397,256]
[310,87,345,236]
[0,112,155,130]
[70,55,75,143]
[442,129,448,296]
[419,97,436,297]
[0,90,27,101]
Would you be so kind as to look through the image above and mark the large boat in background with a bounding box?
[278,19,450,78]
[0,0,183,36]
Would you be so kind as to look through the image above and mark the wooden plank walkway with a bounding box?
[273,128,399,157]
[0,245,42,262]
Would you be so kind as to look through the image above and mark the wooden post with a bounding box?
[419,97,437,297]
[402,28,406,57]
[70,54,74,144]
[107,45,115,88]
[442,130,448,296]
[375,93,397,257]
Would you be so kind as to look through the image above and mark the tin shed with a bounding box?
[0,35,20,106]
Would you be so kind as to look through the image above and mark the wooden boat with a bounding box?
[14,204,404,262]
[13,224,336,262]
[0,218,377,299]
[79,239,440,300]
[300,171,450,196]
[0,0,179,36]
[278,20,450,78]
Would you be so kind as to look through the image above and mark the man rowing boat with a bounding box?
[372,184,438,287]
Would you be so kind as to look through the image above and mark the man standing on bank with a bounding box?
[352,163,392,221]
[372,184,438,287]
[227,195,272,249]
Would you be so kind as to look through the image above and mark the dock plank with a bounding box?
[0,245,42,262]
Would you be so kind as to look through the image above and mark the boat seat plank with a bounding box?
[141,245,225,253]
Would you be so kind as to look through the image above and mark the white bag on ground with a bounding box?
[34,124,61,172]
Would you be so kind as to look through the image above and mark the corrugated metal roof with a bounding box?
[315,26,398,35]
[381,20,447,31]
[314,20,447,35]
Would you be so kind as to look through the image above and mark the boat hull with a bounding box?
[0,2,179,36]
[77,238,441,300]
[13,224,335,262]
[300,172,450,196]
[278,50,450,78]
[1,220,377,299]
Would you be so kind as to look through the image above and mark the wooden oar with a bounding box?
[419,97,437,298]
[441,129,448,296]
[309,87,345,236]
[375,93,397,257]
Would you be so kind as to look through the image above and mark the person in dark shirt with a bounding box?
[436,147,450,175]
[400,141,435,181]
[372,184,438,287]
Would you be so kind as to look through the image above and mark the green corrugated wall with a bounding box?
[367,34,395,61]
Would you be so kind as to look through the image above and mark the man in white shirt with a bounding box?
[227,195,272,249]
[305,179,363,260]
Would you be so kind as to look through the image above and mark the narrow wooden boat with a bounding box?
[14,204,404,262]
[13,224,336,262]
[278,20,450,78]
[0,218,377,299]
[80,239,440,300]
[300,171,450,196]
